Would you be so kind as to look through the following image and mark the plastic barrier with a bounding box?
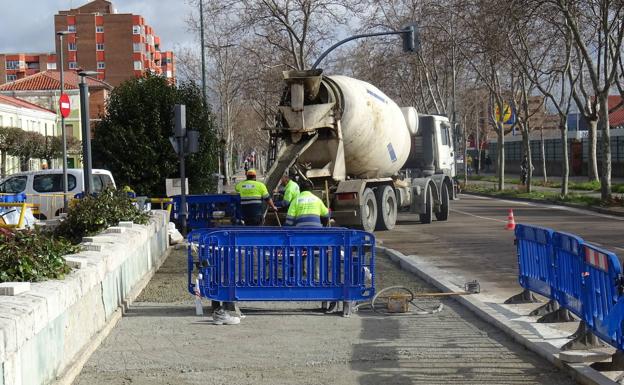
[581,243,623,346]
[552,231,586,318]
[515,224,554,298]
[172,194,242,229]
[0,193,26,203]
[514,224,624,351]
[188,227,375,303]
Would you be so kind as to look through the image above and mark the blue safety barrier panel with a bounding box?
[187,227,375,302]
[551,231,586,318]
[515,224,554,298]
[0,193,26,203]
[514,224,624,351]
[172,194,242,229]
[581,243,623,346]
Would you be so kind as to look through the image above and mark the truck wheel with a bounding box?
[435,183,450,221]
[420,186,433,224]
[359,188,377,232]
[375,185,397,230]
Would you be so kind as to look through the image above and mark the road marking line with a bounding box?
[464,194,624,221]
[451,208,507,223]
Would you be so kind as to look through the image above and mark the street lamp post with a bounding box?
[78,70,98,195]
[56,30,70,211]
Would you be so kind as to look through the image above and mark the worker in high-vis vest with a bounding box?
[284,181,329,227]
[276,173,300,208]
[235,169,277,226]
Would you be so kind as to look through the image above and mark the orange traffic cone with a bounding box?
[506,209,516,230]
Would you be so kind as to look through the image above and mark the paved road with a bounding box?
[74,246,576,385]
[377,193,624,301]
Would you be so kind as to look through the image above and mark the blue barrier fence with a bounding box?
[515,224,624,350]
[188,227,375,303]
[0,193,26,203]
[172,194,242,229]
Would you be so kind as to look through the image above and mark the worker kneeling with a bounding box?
[284,181,329,227]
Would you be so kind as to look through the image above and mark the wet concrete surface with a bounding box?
[74,246,577,385]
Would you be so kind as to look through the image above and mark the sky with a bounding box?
[0,0,197,53]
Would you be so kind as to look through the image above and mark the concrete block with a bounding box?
[0,316,17,362]
[105,226,126,234]
[0,283,30,296]
[82,243,105,252]
[118,221,134,228]
[559,350,612,363]
[64,255,88,269]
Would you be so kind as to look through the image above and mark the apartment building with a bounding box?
[0,53,57,85]
[54,0,176,86]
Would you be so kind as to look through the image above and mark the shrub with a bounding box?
[0,229,78,283]
[55,187,150,244]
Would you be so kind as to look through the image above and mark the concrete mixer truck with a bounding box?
[264,69,456,232]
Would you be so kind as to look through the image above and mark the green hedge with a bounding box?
[0,229,78,283]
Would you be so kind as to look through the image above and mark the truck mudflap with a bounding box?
[331,209,361,226]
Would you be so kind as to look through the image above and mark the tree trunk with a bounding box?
[540,127,547,183]
[497,123,505,191]
[598,95,612,199]
[1,151,6,178]
[560,119,569,197]
[587,119,599,182]
[463,121,468,186]
[522,125,532,193]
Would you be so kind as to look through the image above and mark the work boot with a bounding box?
[212,308,241,325]
[325,301,338,314]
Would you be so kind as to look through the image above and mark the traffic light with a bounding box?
[402,24,420,53]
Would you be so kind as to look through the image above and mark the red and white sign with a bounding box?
[59,93,71,118]
[585,246,609,271]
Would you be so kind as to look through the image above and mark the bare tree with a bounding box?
[551,0,624,199]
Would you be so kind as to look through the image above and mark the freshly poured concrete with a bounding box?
[74,247,576,385]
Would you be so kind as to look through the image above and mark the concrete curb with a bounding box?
[377,245,618,385]
[463,191,624,218]
[52,246,173,385]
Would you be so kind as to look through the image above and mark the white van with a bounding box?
[0,169,116,219]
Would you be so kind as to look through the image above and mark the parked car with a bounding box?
[0,169,116,219]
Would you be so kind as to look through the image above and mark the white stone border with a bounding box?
[0,211,169,385]
[378,246,618,385]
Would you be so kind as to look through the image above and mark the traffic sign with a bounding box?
[494,102,516,124]
[59,93,71,118]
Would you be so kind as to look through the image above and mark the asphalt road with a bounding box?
[377,193,624,301]
[74,246,576,385]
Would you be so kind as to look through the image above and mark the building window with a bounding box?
[68,61,78,69]
[132,25,141,34]
[96,43,105,51]
[68,42,77,51]
[6,74,17,82]
[96,25,104,33]
[133,42,143,53]
[67,24,76,32]
[133,61,143,70]
[47,62,57,70]
[97,62,105,69]
[6,60,21,69]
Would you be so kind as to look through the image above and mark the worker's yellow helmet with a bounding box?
[246,169,257,177]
